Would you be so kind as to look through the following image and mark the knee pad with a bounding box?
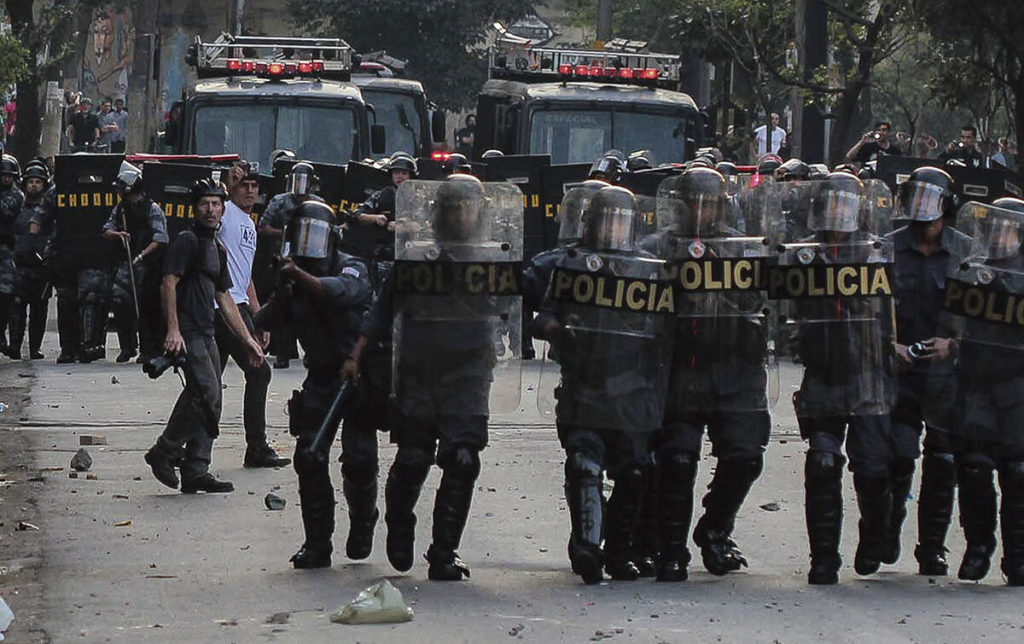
[437,446,481,481]
[565,451,602,484]
[341,460,379,486]
[660,451,699,487]
[287,390,305,437]
[394,444,435,470]
[293,441,326,477]
[892,456,916,479]
[806,450,845,483]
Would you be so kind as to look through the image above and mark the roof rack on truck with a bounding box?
[187,33,354,81]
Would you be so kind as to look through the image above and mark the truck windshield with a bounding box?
[360,89,423,156]
[193,104,357,166]
[529,109,691,165]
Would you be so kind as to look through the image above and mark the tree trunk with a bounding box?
[5,0,41,161]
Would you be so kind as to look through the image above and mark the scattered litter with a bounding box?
[113,520,132,527]
[145,574,176,579]
[79,435,106,446]
[264,493,286,511]
[0,403,6,413]
[113,494,129,500]
[85,474,98,481]
[759,502,781,512]
[508,623,524,636]
[266,612,290,625]
[71,448,93,472]
[40,466,64,472]
[0,596,13,640]
[16,521,39,531]
[215,619,237,626]
[330,580,414,624]
[68,472,79,479]
[110,376,119,385]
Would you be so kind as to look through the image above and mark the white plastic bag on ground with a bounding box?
[329,579,414,625]
[0,596,14,641]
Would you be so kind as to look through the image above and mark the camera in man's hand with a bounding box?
[143,351,188,379]
[907,342,927,360]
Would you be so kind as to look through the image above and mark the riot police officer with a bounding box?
[254,201,372,568]
[535,185,673,584]
[8,163,54,359]
[939,197,1024,584]
[643,167,775,581]
[0,154,25,355]
[346,151,416,285]
[359,174,523,580]
[776,171,897,584]
[885,167,971,576]
[101,161,169,362]
[589,154,623,183]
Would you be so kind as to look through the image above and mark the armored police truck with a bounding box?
[167,35,384,168]
[352,60,447,158]
[475,39,704,164]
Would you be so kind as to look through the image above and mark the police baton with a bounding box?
[119,210,141,320]
[304,379,356,460]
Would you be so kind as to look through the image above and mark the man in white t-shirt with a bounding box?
[752,113,787,159]
[216,163,290,468]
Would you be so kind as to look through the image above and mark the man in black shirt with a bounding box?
[845,121,902,165]
[143,178,264,494]
[938,125,984,168]
[66,98,100,152]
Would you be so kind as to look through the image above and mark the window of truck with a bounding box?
[529,108,691,165]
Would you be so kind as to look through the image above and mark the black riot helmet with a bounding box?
[388,151,418,177]
[481,149,505,159]
[283,200,336,273]
[757,157,782,175]
[663,167,728,235]
[809,171,864,233]
[189,176,227,205]
[589,155,623,183]
[434,174,487,244]
[715,161,738,177]
[270,148,296,167]
[442,152,472,176]
[558,179,607,245]
[626,149,654,172]
[777,158,810,182]
[897,166,956,222]
[21,163,50,191]
[1,154,21,179]
[115,160,144,194]
[581,185,638,252]
[287,161,318,196]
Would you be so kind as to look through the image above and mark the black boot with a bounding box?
[565,454,605,584]
[55,286,79,363]
[883,458,915,565]
[999,461,1024,586]
[0,294,13,358]
[957,461,997,581]
[805,451,844,585]
[78,305,106,363]
[914,452,956,576]
[290,485,335,569]
[632,465,660,577]
[426,470,476,581]
[28,299,47,359]
[6,305,25,359]
[342,464,379,561]
[853,473,893,576]
[384,462,429,572]
[144,439,181,489]
[604,466,645,581]
[114,302,138,363]
[656,452,698,582]
[693,456,763,576]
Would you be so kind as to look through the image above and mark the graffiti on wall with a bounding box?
[81,5,135,102]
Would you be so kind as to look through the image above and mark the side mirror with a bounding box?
[371,124,386,155]
[431,110,447,143]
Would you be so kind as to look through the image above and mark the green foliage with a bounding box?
[289,0,536,110]
[0,31,30,90]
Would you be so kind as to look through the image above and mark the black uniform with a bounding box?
[347,185,398,290]
[886,224,972,573]
[0,183,25,353]
[9,197,54,358]
[274,252,372,564]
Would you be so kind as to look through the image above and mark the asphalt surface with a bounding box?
[2,332,1024,643]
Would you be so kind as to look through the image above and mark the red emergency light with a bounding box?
[268,62,285,76]
[222,58,329,79]
[226,59,242,71]
[431,151,452,162]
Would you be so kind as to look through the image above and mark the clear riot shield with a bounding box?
[927,201,1024,449]
[771,183,897,418]
[391,179,523,417]
[652,177,780,417]
[864,178,895,234]
[536,251,675,433]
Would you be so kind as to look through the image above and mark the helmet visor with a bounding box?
[287,173,311,196]
[810,189,861,232]
[585,206,635,251]
[897,181,945,222]
[283,218,331,259]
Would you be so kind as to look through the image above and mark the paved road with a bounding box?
[2,333,1023,643]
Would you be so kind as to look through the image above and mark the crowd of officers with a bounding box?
[3,143,1024,590]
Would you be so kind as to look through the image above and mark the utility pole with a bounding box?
[801,0,828,163]
[127,0,161,154]
[597,0,612,43]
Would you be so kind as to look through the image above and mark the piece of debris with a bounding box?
[0,595,13,640]
[69,472,79,479]
[85,474,98,481]
[113,494,129,500]
[16,521,39,531]
[71,448,93,472]
[266,612,290,625]
[759,502,781,512]
[110,376,119,384]
[215,619,238,626]
[113,520,132,527]
[264,493,286,511]
[79,435,107,446]
[330,580,414,624]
